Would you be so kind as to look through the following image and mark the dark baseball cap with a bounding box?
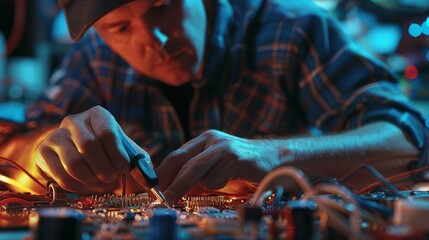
[59,0,134,41]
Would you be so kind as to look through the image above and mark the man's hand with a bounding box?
[35,106,132,193]
[156,122,421,204]
[156,130,280,203]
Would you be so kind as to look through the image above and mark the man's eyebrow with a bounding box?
[99,21,128,30]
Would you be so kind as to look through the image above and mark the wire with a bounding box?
[250,166,389,239]
[0,191,50,201]
[316,184,360,237]
[316,184,390,224]
[339,164,403,197]
[5,0,26,57]
[0,156,46,190]
[354,195,393,219]
[252,167,387,239]
[314,184,361,238]
[0,197,32,207]
[357,165,429,194]
[250,167,316,207]
[314,197,362,239]
[255,190,273,208]
[274,186,284,207]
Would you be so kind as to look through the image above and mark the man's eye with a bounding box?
[109,24,129,34]
[117,25,128,33]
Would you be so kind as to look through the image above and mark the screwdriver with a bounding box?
[118,130,171,208]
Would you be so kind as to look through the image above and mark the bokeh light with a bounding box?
[409,23,422,37]
[404,65,419,80]
[422,21,429,35]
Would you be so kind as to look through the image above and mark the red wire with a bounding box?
[356,165,429,194]
[5,0,26,57]
[0,192,49,201]
[0,197,32,206]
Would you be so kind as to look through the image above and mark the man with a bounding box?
[2,0,427,204]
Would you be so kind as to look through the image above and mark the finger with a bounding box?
[62,114,118,183]
[162,146,221,203]
[78,179,121,194]
[36,144,86,192]
[183,182,206,196]
[157,134,209,190]
[54,137,99,186]
[89,107,130,174]
[37,142,119,194]
[200,158,231,190]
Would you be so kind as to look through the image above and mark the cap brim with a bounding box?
[64,0,134,41]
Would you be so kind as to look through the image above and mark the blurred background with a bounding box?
[0,0,428,123]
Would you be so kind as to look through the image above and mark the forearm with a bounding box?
[267,121,420,179]
[0,125,57,194]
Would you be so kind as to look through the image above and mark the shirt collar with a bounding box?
[196,0,265,89]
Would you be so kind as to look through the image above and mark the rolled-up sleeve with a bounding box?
[290,12,428,163]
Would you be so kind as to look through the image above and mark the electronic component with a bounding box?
[33,208,84,240]
[393,198,429,232]
[2,163,429,239]
[148,208,177,239]
[360,190,429,208]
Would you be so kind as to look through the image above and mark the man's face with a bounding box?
[94,0,207,86]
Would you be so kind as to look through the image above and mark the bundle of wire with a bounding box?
[248,165,422,240]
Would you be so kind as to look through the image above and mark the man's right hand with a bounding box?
[35,106,131,193]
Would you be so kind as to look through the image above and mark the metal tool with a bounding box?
[119,130,171,208]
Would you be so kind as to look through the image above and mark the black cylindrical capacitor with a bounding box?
[35,208,84,240]
[284,200,317,240]
[148,208,178,240]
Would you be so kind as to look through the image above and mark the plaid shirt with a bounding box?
[26,0,428,166]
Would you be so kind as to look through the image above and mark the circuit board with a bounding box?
[0,189,252,239]
[2,165,429,239]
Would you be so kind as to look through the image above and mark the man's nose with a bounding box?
[152,27,168,49]
[143,26,168,51]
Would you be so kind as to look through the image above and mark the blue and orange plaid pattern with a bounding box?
[26,0,428,165]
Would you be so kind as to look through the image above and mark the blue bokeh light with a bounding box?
[423,21,429,35]
[409,23,422,37]
[365,24,401,55]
